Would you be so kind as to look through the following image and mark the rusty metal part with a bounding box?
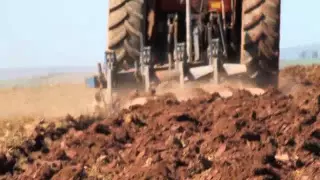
[230,0,236,28]
[147,10,155,40]
[221,0,226,30]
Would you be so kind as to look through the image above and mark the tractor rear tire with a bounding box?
[240,0,281,88]
[107,0,143,71]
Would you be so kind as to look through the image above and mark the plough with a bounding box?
[88,0,281,107]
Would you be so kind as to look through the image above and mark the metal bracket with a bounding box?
[207,38,220,84]
[176,42,186,88]
[207,13,213,64]
[135,35,144,81]
[173,14,179,70]
[167,14,175,70]
[141,46,152,92]
[97,63,107,88]
[104,50,116,105]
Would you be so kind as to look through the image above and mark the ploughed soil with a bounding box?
[0,65,319,180]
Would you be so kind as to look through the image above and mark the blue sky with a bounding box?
[0,0,319,68]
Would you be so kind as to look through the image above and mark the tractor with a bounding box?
[94,0,281,103]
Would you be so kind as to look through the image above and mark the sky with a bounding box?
[0,0,319,69]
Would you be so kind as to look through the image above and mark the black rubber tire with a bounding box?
[240,0,281,88]
[108,0,143,71]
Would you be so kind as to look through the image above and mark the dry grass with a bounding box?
[0,83,98,148]
[0,116,38,149]
[0,83,98,119]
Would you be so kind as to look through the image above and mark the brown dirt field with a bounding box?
[0,84,98,150]
[0,65,319,180]
[0,84,97,119]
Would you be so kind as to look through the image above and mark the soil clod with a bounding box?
[1,65,320,179]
